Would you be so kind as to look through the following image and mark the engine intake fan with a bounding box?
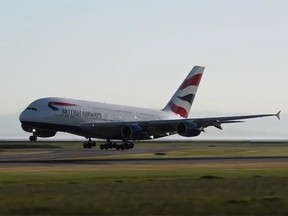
[121,124,149,140]
[177,121,201,137]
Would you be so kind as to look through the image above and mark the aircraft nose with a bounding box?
[19,110,27,122]
[19,109,34,122]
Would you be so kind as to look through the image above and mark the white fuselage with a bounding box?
[19,97,181,139]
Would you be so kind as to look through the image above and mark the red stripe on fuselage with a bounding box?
[180,73,202,90]
[169,102,188,118]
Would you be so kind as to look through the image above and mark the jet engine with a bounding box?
[176,122,201,137]
[121,124,149,140]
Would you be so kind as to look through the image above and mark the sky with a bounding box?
[0,0,287,139]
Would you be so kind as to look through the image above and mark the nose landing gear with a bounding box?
[29,129,37,142]
[29,135,37,142]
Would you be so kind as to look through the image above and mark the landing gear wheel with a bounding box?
[112,143,117,149]
[104,144,109,150]
[129,142,134,149]
[120,144,126,150]
[100,144,104,150]
[83,139,96,149]
[29,135,37,142]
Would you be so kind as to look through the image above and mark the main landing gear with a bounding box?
[82,139,134,150]
[83,138,96,149]
[100,140,134,150]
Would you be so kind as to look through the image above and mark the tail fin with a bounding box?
[162,66,205,118]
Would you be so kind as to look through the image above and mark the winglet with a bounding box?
[276,111,281,120]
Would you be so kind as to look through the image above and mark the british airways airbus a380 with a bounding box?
[19,66,280,150]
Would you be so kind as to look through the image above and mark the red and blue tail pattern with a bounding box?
[162,66,205,118]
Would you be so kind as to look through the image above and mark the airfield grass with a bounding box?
[0,163,288,215]
[1,141,288,215]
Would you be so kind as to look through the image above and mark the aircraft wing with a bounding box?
[188,111,281,130]
[141,111,281,132]
[80,111,280,140]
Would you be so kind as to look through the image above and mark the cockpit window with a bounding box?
[26,107,38,111]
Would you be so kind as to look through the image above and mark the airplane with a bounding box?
[19,66,280,150]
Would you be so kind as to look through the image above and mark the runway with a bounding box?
[1,144,288,166]
[1,156,288,166]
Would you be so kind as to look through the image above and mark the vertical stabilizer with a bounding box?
[162,66,205,118]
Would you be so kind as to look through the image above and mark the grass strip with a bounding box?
[0,163,288,215]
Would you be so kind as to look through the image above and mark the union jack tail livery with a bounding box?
[163,66,205,118]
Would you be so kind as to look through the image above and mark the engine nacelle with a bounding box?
[177,122,201,137]
[121,124,148,140]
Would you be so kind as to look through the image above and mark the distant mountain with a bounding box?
[0,111,286,140]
